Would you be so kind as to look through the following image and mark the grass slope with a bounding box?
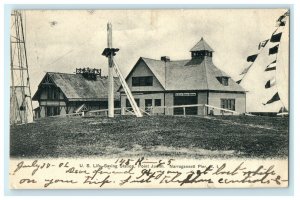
[10,115,289,158]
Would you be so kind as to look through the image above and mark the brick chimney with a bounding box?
[161,56,170,62]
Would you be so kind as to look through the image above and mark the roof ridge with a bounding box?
[47,71,118,78]
[135,56,245,92]
[47,72,76,75]
[142,57,190,62]
[203,57,209,90]
[205,59,231,77]
[141,57,159,61]
[34,71,121,101]
[169,59,190,62]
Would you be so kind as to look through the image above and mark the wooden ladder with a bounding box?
[112,60,143,117]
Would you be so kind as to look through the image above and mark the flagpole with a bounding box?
[107,23,114,118]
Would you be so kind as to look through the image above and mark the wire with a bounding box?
[44,49,74,67]
[43,36,94,68]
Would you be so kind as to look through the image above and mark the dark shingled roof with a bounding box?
[136,56,245,92]
[190,37,214,52]
[33,72,121,101]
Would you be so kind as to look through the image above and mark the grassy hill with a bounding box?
[10,115,289,158]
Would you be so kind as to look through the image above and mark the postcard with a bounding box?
[9,9,289,189]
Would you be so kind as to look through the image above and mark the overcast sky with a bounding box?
[19,9,286,107]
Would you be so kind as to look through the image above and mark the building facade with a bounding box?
[32,70,121,118]
[119,38,246,115]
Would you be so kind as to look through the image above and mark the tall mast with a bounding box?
[107,23,114,118]
[102,23,142,118]
[10,10,34,124]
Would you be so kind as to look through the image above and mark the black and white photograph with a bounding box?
[8,8,289,189]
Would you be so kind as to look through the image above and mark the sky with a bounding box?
[13,9,286,108]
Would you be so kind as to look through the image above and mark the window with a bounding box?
[132,77,139,86]
[221,99,235,111]
[53,89,60,99]
[132,76,153,86]
[47,87,60,100]
[217,77,229,86]
[126,99,130,108]
[47,88,52,99]
[126,98,140,108]
[145,99,152,107]
[53,107,60,115]
[155,99,161,107]
[145,99,152,113]
[222,78,229,86]
[46,106,60,116]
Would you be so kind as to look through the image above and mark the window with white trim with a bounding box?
[220,99,235,111]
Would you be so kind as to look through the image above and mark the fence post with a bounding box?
[82,111,84,117]
[183,107,186,117]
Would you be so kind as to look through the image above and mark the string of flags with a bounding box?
[258,39,269,50]
[265,77,276,88]
[270,32,282,42]
[263,92,280,105]
[269,44,279,55]
[237,11,289,107]
[247,54,258,62]
[265,60,276,71]
[276,11,289,27]
[237,37,270,82]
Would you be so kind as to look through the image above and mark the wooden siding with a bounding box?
[121,61,165,92]
[208,92,246,115]
[197,92,208,115]
[121,92,165,114]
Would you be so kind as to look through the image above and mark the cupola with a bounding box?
[190,37,214,59]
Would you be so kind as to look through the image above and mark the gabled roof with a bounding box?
[141,57,167,88]
[125,56,245,92]
[190,37,214,52]
[33,72,121,101]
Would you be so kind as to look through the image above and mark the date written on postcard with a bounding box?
[9,157,288,189]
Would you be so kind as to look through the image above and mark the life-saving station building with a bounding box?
[119,38,246,115]
[32,69,121,118]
